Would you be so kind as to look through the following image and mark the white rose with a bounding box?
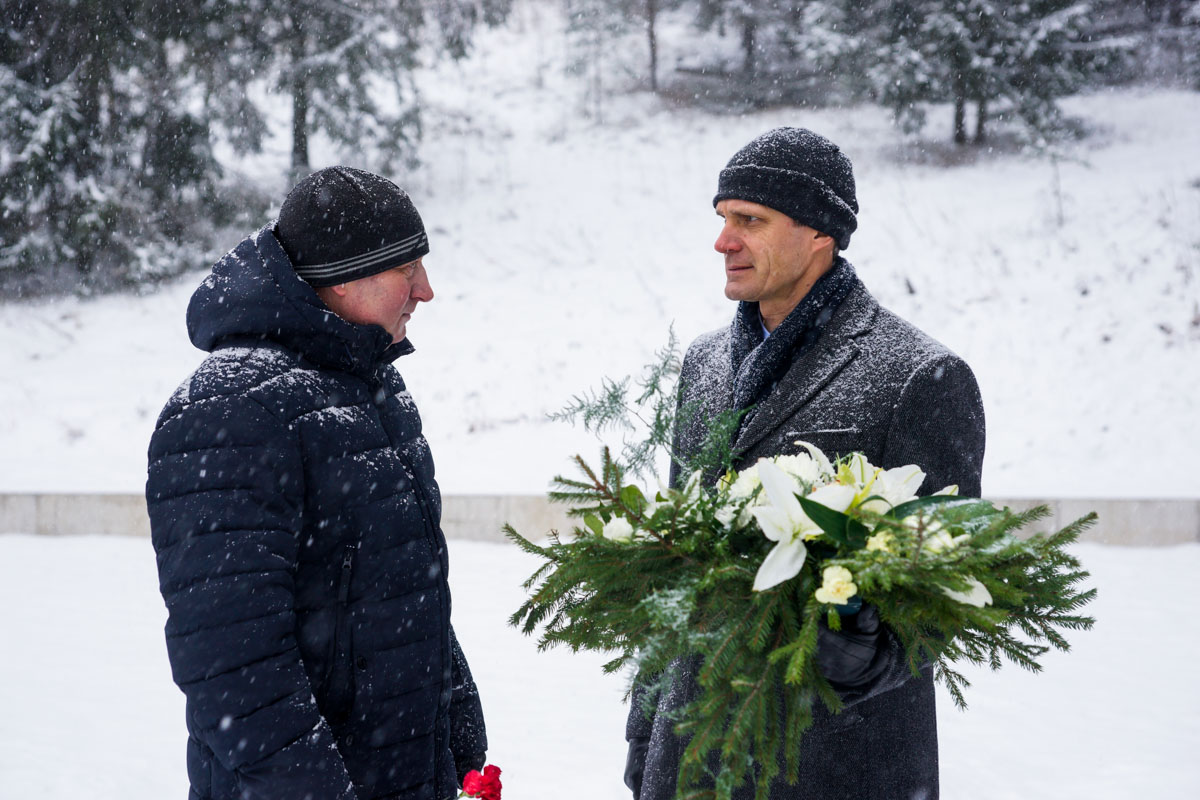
[601,517,635,542]
[727,463,762,501]
[771,453,825,487]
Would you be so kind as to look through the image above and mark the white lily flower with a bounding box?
[942,576,993,607]
[601,517,635,542]
[933,484,959,496]
[842,452,876,487]
[841,453,926,514]
[751,462,855,591]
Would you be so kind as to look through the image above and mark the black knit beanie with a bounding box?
[713,127,858,250]
[275,166,429,288]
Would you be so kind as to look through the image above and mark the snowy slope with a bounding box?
[0,534,1196,799]
[0,3,1198,499]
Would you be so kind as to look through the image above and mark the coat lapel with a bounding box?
[732,282,878,457]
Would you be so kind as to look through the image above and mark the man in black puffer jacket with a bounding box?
[146,167,487,800]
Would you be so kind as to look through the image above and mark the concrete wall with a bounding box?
[0,492,1197,546]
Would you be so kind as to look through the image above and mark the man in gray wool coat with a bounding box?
[623,128,986,800]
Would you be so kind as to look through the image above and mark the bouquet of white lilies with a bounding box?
[509,440,1095,799]
[508,343,1096,800]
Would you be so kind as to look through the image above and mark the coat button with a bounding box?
[345,733,355,746]
[356,656,368,670]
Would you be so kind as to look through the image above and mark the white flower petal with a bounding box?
[942,576,993,607]
[752,539,809,592]
[880,464,925,503]
[807,483,857,513]
[757,461,803,517]
[845,453,876,487]
[792,440,834,478]
[601,517,635,542]
[750,506,792,542]
[772,453,821,486]
[727,464,763,500]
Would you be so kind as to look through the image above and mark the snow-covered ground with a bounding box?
[0,533,1196,799]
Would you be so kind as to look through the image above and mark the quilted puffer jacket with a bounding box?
[146,225,485,800]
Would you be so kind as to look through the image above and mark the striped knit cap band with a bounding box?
[275,166,429,288]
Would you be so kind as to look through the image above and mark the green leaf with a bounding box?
[583,514,603,536]
[888,495,995,519]
[621,484,646,511]
[797,497,870,549]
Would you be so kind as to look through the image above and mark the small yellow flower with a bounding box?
[814,566,857,605]
[866,531,895,553]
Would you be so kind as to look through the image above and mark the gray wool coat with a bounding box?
[627,277,986,800]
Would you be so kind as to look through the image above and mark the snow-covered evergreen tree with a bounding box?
[0,0,511,295]
[191,0,512,176]
[0,0,229,295]
[848,0,1118,145]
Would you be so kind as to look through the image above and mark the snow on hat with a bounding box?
[275,166,429,288]
[713,127,859,250]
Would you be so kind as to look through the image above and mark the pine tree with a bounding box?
[562,0,683,105]
[192,0,512,177]
[853,0,1117,145]
[0,0,230,295]
[0,0,512,295]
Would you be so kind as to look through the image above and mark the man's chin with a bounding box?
[724,283,755,302]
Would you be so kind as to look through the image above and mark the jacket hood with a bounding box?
[187,225,413,377]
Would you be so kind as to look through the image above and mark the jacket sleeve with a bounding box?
[448,625,488,771]
[147,391,356,800]
[831,351,987,707]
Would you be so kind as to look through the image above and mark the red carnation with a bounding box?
[460,764,502,800]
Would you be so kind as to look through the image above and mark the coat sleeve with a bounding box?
[881,352,986,498]
[448,625,488,770]
[147,391,357,800]
[832,351,987,707]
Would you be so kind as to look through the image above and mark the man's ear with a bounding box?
[812,231,837,253]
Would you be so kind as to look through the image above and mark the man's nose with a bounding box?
[414,267,434,302]
[714,223,740,254]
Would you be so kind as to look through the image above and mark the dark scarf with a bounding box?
[730,257,857,418]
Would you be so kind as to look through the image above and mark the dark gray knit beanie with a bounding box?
[275,166,429,288]
[713,127,858,250]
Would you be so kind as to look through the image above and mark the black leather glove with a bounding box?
[456,751,486,786]
[816,604,888,689]
[624,736,649,798]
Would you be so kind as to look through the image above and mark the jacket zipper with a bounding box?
[324,544,356,726]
